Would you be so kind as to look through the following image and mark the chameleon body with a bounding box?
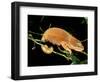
[41,27,84,54]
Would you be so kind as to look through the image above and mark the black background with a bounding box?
[28,15,88,66]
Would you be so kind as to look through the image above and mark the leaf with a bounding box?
[80,60,87,64]
[71,53,80,64]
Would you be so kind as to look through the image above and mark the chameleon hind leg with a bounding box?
[60,41,72,54]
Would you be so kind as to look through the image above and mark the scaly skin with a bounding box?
[41,27,84,54]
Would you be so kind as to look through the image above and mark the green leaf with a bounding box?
[71,53,80,64]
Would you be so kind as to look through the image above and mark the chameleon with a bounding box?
[41,27,85,55]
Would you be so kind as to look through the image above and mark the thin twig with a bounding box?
[81,39,87,42]
[49,23,52,28]
[28,37,43,46]
[53,51,71,60]
[80,51,87,56]
[28,31,43,36]
[40,27,44,32]
[40,16,44,22]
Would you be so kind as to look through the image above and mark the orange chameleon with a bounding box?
[41,27,85,55]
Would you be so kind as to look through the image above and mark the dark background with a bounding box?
[28,15,88,67]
